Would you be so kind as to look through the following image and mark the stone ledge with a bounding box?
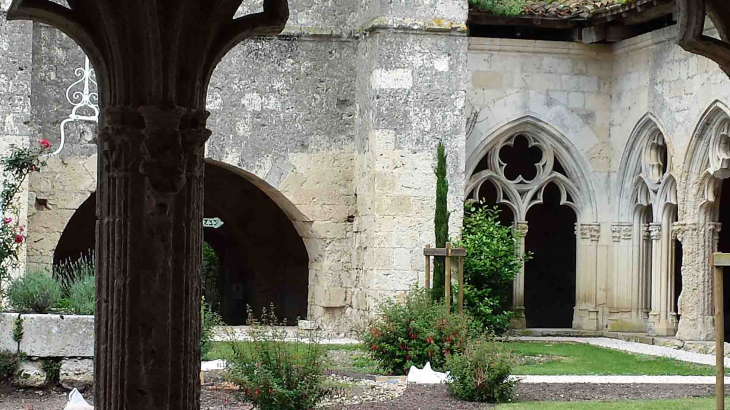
[0,313,94,357]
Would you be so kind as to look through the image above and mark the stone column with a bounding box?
[95,106,211,408]
[608,223,634,330]
[647,223,662,334]
[676,222,719,341]
[573,223,599,330]
[639,223,651,321]
[511,221,528,328]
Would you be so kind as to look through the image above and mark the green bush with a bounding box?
[201,243,222,315]
[0,350,19,383]
[362,287,480,375]
[446,337,516,403]
[201,299,223,360]
[9,270,62,314]
[224,304,330,410]
[41,358,62,384]
[469,0,525,16]
[458,203,529,335]
[54,251,94,297]
[68,273,95,315]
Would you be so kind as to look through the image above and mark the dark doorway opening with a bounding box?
[53,162,310,325]
[718,178,730,340]
[524,183,577,328]
[673,213,682,323]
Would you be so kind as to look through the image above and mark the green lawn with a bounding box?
[498,398,724,409]
[507,342,724,376]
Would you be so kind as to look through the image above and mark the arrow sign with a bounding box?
[203,217,224,229]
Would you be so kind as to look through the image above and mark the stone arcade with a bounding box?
[2,0,730,406]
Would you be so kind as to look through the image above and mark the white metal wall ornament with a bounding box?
[203,218,224,229]
[55,56,99,157]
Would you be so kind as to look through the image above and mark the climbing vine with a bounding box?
[0,139,50,298]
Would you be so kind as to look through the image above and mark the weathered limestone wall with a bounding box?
[355,28,467,324]
[0,1,32,281]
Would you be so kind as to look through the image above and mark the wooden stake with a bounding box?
[458,255,464,315]
[715,252,725,410]
[425,244,431,290]
[445,242,452,309]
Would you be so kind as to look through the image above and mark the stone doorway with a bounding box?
[524,183,577,328]
[53,161,310,325]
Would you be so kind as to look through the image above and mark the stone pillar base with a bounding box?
[647,315,677,336]
[510,307,526,329]
[677,315,716,341]
[607,309,645,332]
[572,308,599,331]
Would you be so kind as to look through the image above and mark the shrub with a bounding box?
[54,251,94,297]
[225,304,329,410]
[362,287,480,375]
[201,243,222,314]
[469,0,525,17]
[68,273,95,315]
[0,350,20,383]
[458,203,529,335]
[446,336,516,403]
[41,358,62,384]
[201,299,223,360]
[9,270,62,313]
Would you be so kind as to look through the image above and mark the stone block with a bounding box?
[15,360,46,387]
[298,320,318,330]
[471,71,502,89]
[313,286,351,308]
[60,359,94,391]
[0,313,94,357]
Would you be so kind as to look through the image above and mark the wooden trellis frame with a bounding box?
[714,252,730,410]
[424,242,466,313]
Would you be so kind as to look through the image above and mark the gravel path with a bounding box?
[510,336,730,367]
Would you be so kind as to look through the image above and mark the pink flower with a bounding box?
[19,226,24,233]
[14,234,23,244]
[3,217,11,225]
[39,139,51,149]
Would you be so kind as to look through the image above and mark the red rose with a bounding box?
[39,139,51,149]
[14,234,23,244]
[29,166,35,172]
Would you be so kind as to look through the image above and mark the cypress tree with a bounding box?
[432,141,449,301]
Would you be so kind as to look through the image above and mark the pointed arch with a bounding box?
[616,114,673,221]
[466,115,597,223]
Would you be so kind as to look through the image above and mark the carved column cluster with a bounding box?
[510,221,529,328]
[609,223,634,326]
[95,106,211,409]
[574,223,600,330]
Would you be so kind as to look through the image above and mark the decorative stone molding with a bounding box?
[579,224,600,241]
[621,226,633,240]
[673,222,698,243]
[642,223,651,240]
[611,225,622,242]
[467,123,589,222]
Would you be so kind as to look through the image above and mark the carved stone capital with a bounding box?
[138,105,190,195]
[649,223,662,241]
[672,222,697,243]
[621,226,633,240]
[579,224,600,241]
[611,225,622,242]
[514,221,529,238]
[642,223,651,240]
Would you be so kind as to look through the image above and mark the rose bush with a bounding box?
[0,140,50,297]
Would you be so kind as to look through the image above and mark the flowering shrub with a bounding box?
[200,298,223,360]
[0,139,50,296]
[445,336,516,403]
[362,287,480,375]
[225,304,330,410]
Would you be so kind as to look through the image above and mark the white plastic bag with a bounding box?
[405,362,450,384]
[63,388,94,410]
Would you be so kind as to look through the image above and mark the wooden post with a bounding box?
[445,242,452,309]
[425,244,431,290]
[715,252,729,410]
[458,255,464,315]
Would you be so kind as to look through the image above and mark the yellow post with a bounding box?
[715,252,725,410]
[445,242,452,309]
[458,255,464,315]
[425,244,431,290]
